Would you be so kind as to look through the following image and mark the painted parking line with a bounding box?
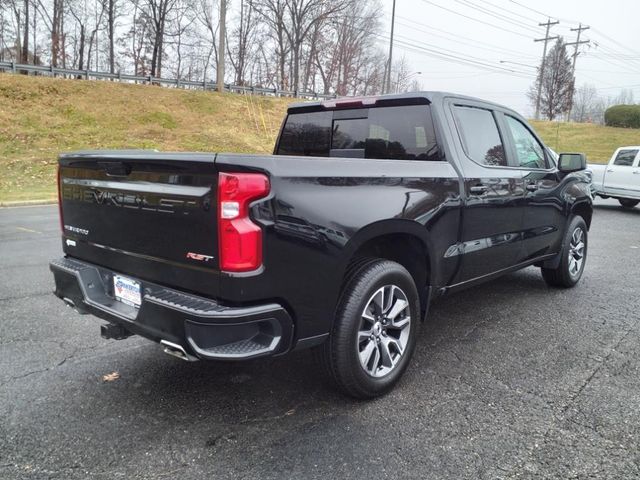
[15,226,42,234]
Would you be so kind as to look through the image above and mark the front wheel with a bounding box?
[317,259,420,399]
[541,216,588,288]
[618,198,639,209]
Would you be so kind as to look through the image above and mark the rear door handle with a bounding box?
[633,170,640,175]
[469,185,488,195]
[526,183,539,192]
[607,168,614,172]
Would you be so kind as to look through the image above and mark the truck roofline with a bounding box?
[287,91,515,115]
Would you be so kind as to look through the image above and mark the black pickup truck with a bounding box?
[50,92,592,398]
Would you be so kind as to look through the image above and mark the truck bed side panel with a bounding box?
[215,153,462,340]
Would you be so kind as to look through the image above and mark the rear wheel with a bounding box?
[618,198,639,209]
[541,216,587,288]
[317,259,420,399]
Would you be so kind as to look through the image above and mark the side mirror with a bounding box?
[558,153,587,173]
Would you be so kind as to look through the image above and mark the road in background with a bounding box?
[1,200,639,479]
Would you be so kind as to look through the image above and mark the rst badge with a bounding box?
[186,252,214,262]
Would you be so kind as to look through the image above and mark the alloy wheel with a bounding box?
[357,285,412,378]
[568,227,585,277]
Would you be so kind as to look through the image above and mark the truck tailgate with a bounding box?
[58,151,220,297]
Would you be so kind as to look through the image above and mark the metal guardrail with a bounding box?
[0,60,335,100]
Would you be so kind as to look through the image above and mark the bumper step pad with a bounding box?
[50,257,293,360]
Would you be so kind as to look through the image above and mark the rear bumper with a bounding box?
[50,257,293,360]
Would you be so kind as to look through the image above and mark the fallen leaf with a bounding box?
[102,371,120,382]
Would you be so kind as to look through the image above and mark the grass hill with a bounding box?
[0,74,289,202]
[1,74,639,203]
[530,120,639,162]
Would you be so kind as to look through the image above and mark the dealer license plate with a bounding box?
[113,275,142,307]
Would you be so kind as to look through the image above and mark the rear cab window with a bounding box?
[276,104,441,161]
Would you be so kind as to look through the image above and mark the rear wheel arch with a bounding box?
[341,221,433,311]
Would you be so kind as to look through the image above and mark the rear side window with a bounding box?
[277,105,440,161]
[453,106,506,167]
[613,149,638,166]
[277,111,332,157]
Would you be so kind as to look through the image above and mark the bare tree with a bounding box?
[167,1,195,79]
[227,0,259,86]
[21,0,28,62]
[119,0,151,75]
[51,0,65,67]
[68,0,106,71]
[571,83,599,123]
[527,38,574,121]
[142,0,179,77]
[194,0,219,83]
[0,0,416,98]
[613,88,635,105]
[391,55,411,93]
[103,0,118,72]
[283,0,345,92]
[254,0,289,89]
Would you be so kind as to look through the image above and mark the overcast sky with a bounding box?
[380,0,640,116]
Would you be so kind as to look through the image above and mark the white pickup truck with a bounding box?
[590,146,640,208]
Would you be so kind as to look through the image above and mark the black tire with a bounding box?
[618,198,639,209]
[541,216,588,288]
[317,259,420,399]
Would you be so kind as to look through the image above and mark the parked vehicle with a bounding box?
[589,147,640,208]
[50,92,593,398]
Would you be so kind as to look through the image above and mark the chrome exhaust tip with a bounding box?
[160,340,198,362]
[62,297,76,308]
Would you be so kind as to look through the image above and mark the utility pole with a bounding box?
[217,0,227,93]
[383,0,396,94]
[566,23,590,120]
[534,18,559,120]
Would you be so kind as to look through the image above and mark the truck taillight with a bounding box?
[57,164,64,233]
[218,172,270,272]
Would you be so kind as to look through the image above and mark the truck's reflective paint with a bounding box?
[56,93,593,350]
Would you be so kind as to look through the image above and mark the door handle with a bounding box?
[633,170,640,175]
[469,185,488,195]
[526,183,539,192]
[607,168,614,172]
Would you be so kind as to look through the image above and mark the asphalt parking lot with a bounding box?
[1,200,639,479]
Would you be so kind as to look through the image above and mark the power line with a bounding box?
[394,33,534,76]
[476,0,542,23]
[395,18,538,60]
[453,0,541,35]
[507,0,555,21]
[384,36,535,79]
[590,27,640,57]
[418,0,535,39]
[585,43,640,74]
[336,15,536,80]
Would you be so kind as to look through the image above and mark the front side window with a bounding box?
[613,149,638,166]
[505,115,547,169]
[453,106,506,167]
[277,105,440,161]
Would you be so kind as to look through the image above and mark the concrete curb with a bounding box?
[0,199,58,208]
